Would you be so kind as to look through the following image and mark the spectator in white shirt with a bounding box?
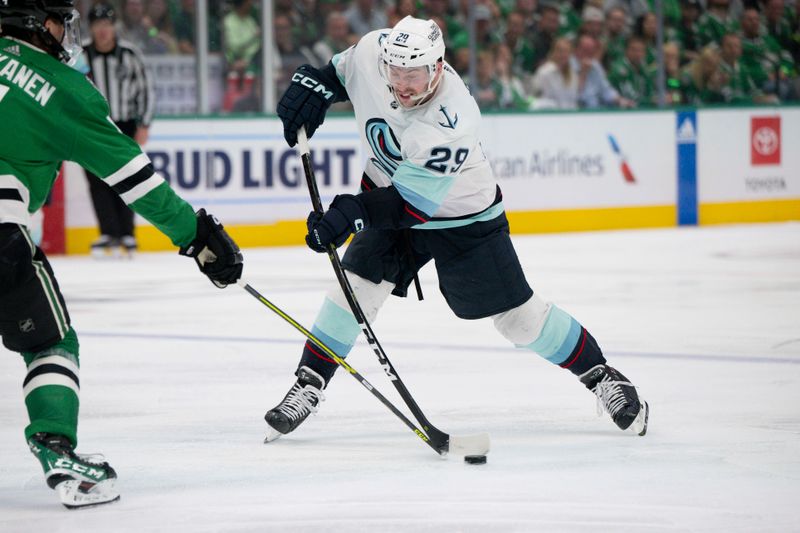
[529,37,579,108]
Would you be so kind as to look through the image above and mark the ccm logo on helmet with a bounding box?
[292,73,334,101]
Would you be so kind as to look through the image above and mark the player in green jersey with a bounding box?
[0,0,244,509]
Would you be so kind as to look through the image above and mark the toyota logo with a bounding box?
[752,126,779,156]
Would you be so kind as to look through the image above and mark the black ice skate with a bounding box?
[90,235,120,259]
[579,365,649,436]
[28,433,120,509]
[264,366,326,443]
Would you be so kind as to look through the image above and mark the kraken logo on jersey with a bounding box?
[365,119,402,177]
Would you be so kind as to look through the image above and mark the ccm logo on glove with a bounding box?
[291,72,334,101]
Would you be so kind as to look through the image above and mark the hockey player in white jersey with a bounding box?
[265,16,649,441]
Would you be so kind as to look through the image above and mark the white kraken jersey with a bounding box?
[332,30,503,228]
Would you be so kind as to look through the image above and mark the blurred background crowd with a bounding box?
[72,0,800,113]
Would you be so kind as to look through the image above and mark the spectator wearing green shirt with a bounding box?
[221,0,261,111]
[310,11,354,66]
[495,43,533,109]
[503,11,537,76]
[698,0,739,47]
[530,2,561,70]
[715,33,778,103]
[647,0,682,28]
[558,0,582,39]
[673,0,703,65]
[223,0,260,75]
[663,41,688,104]
[420,0,454,44]
[635,12,671,67]
[174,0,222,54]
[513,0,539,36]
[763,0,795,53]
[450,3,500,58]
[602,6,630,70]
[609,35,655,105]
[470,49,504,109]
[275,0,321,48]
[740,7,796,100]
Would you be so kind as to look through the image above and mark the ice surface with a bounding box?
[1,223,799,532]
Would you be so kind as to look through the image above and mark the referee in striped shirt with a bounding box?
[83,3,154,257]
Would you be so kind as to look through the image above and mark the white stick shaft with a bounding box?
[297,126,310,156]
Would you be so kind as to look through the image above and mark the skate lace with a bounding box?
[281,384,325,422]
[592,377,633,418]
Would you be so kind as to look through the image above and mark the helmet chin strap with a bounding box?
[22,16,72,62]
[40,28,71,63]
[397,64,443,108]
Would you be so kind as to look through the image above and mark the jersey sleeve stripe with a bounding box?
[392,161,455,217]
[0,188,23,201]
[103,152,152,186]
[110,163,154,195]
[0,175,30,225]
[331,51,347,86]
[119,174,164,205]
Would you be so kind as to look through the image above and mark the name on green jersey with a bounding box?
[0,53,56,107]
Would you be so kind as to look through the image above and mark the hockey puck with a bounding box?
[464,455,487,465]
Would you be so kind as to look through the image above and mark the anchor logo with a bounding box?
[438,105,458,129]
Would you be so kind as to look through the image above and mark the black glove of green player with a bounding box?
[179,209,243,288]
[306,194,369,253]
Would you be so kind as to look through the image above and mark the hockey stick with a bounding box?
[296,127,489,456]
[238,279,489,456]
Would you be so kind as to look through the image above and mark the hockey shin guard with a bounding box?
[21,327,81,446]
[495,296,606,376]
[299,296,361,384]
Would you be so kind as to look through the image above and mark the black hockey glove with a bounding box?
[179,209,243,288]
[277,64,338,146]
[306,194,369,253]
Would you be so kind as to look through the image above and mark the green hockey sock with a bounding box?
[21,327,80,446]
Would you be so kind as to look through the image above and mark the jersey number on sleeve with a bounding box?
[424,147,469,174]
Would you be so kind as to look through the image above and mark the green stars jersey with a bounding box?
[0,36,196,247]
[609,57,655,106]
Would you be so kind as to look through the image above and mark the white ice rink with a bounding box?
[1,222,799,532]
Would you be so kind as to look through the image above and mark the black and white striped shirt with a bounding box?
[82,38,154,127]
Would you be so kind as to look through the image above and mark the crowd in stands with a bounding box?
[79,0,800,111]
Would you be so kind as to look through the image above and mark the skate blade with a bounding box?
[629,401,649,436]
[57,478,120,509]
[447,432,491,457]
[263,427,285,443]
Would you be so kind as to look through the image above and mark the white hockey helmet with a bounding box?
[380,16,446,106]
